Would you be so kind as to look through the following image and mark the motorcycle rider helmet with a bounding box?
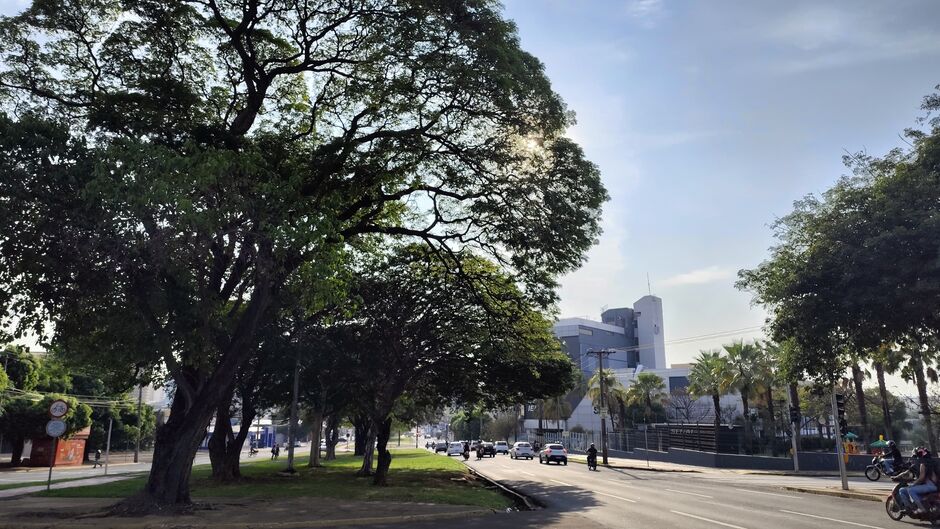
[887,440,896,449]
[915,446,929,458]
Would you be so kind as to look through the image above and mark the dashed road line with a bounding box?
[519,471,535,477]
[779,509,887,528]
[734,488,796,498]
[595,490,637,503]
[665,488,713,498]
[550,479,573,486]
[670,510,748,529]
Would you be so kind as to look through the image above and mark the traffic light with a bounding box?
[835,393,847,433]
[789,405,801,424]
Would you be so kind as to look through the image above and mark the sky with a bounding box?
[1,0,938,395]
[501,0,940,378]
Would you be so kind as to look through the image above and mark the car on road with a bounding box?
[539,443,568,465]
[446,441,464,456]
[494,441,510,454]
[509,441,534,460]
[480,442,496,457]
[435,441,449,453]
[469,439,481,451]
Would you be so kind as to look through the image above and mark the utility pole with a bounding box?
[133,385,143,463]
[786,385,800,472]
[587,349,611,465]
[104,417,113,475]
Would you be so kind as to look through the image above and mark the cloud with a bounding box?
[661,266,734,287]
[625,0,666,28]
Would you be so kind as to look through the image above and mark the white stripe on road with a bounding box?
[595,490,637,503]
[734,488,796,498]
[779,510,887,529]
[670,510,748,529]
[665,488,713,498]
[519,471,535,477]
[550,479,573,486]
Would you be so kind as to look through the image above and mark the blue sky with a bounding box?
[502,0,940,369]
[2,0,938,392]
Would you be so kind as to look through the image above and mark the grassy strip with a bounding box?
[39,449,510,509]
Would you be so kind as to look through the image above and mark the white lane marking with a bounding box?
[595,490,637,503]
[550,479,573,486]
[665,488,713,498]
[499,464,511,469]
[670,510,748,529]
[734,488,795,498]
[519,471,535,477]
[779,510,887,529]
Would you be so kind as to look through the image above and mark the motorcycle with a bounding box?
[885,476,940,525]
[248,447,259,457]
[867,456,892,481]
[462,450,470,461]
[587,454,598,471]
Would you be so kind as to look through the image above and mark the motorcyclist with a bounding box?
[587,443,598,469]
[463,441,471,460]
[900,447,938,514]
[883,440,904,475]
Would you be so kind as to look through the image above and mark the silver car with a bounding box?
[509,441,534,460]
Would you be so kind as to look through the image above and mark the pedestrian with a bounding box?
[275,444,280,459]
[93,449,102,468]
[271,445,277,460]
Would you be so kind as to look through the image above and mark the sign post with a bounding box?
[830,391,849,490]
[45,399,69,492]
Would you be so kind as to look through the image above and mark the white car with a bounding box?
[446,441,464,456]
[494,441,510,454]
[509,441,534,460]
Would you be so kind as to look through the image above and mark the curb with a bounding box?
[567,456,699,473]
[782,486,887,502]
[464,464,542,510]
[0,507,495,529]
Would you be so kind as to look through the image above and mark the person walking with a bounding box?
[92,449,102,469]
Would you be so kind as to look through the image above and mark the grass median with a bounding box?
[37,449,510,509]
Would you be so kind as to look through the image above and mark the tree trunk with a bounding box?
[356,427,376,476]
[372,417,393,486]
[10,435,25,466]
[353,415,370,456]
[765,386,776,456]
[875,362,894,438]
[851,364,869,443]
[741,388,752,454]
[307,409,324,468]
[325,414,340,460]
[208,401,233,479]
[712,393,721,452]
[789,383,802,450]
[912,355,937,453]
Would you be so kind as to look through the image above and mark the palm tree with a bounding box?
[625,372,667,421]
[588,368,629,429]
[872,344,903,439]
[688,349,731,450]
[755,342,782,454]
[536,394,572,440]
[724,340,761,454]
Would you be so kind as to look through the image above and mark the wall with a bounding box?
[633,295,666,369]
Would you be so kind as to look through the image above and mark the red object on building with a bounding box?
[28,427,91,467]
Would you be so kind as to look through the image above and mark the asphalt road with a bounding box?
[452,452,904,529]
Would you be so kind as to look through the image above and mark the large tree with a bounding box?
[0,0,605,508]
[688,349,731,449]
[724,340,761,453]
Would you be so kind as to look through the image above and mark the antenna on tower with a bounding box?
[647,273,652,296]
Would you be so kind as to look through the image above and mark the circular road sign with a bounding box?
[45,419,67,438]
[48,399,69,418]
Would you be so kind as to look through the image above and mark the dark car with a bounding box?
[434,441,448,453]
[480,442,497,457]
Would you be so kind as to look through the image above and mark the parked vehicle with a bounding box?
[885,476,940,525]
[538,443,568,465]
[446,442,464,456]
[494,441,510,454]
[510,441,534,460]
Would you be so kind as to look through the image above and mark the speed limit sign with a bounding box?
[48,399,69,418]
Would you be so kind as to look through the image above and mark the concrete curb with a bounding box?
[464,465,542,510]
[0,507,495,529]
[782,486,887,502]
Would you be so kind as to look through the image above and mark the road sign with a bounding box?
[45,419,66,438]
[48,399,69,418]
[599,408,609,418]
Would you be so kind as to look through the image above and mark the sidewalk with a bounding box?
[0,495,496,529]
[568,453,863,477]
[0,475,136,499]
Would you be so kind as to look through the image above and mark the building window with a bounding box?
[579,328,593,336]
